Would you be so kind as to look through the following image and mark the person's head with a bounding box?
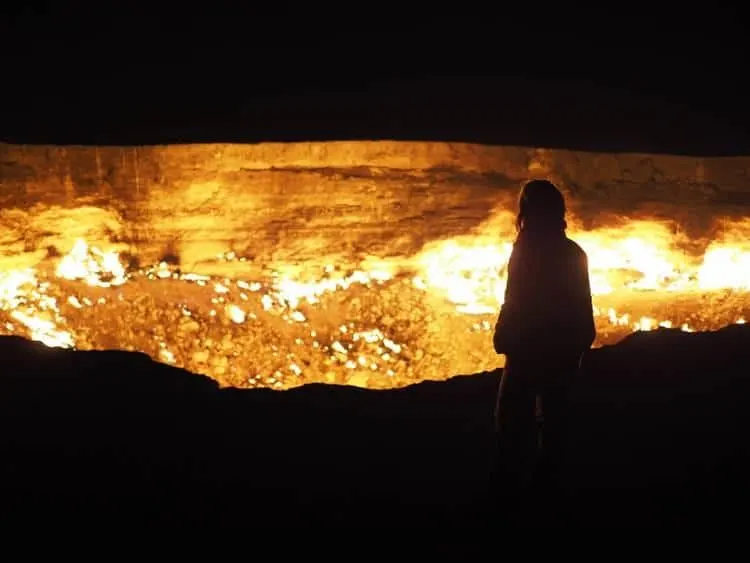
[516,179,567,234]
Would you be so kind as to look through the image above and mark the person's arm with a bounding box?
[493,243,524,354]
[576,251,597,350]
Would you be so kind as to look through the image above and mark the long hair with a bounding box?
[516,179,567,234]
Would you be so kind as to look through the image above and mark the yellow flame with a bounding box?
[413,219,750,315]
[698,247,750,291]
[56,239,127,287]
[0,269,74,348]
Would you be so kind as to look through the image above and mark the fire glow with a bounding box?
[2,209,750,389]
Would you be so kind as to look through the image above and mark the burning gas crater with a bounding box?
[1,213,748,389]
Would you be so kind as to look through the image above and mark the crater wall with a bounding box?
[2,142,749,273]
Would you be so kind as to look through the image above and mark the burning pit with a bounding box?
[1,142,749,389]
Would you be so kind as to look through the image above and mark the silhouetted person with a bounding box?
[492,179,596,508]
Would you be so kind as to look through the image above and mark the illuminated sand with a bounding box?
[1,209,748,390]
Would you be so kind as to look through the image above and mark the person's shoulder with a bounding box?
[565,237,588,259]
[510,233,527,251]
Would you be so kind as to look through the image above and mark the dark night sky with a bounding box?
[0,4,747,154]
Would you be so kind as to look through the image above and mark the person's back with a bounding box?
[496,230,595,358]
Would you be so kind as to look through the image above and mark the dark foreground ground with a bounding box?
[1,325,749,538]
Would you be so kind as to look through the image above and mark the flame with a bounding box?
[0,269,73,348]
[414,239,512,314]
[415,216,750,314]
[1,212,749,390]
[698,247,750,291]
[56,239,128,287]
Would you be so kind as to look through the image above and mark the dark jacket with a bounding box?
[493,229,596,358]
